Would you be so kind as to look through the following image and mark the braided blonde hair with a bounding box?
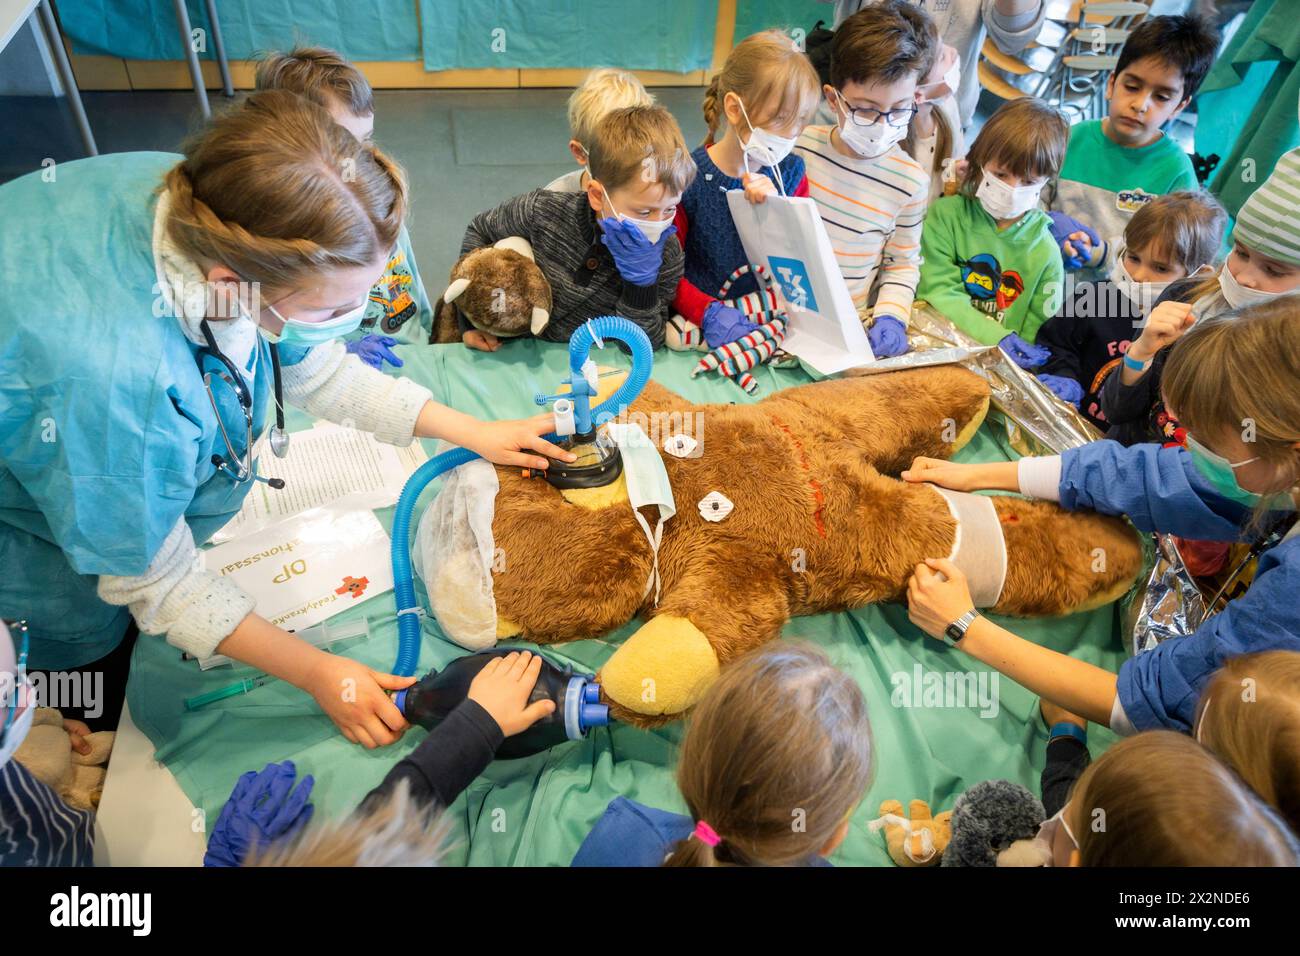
[162,89,406,298]
[703,30,821,145]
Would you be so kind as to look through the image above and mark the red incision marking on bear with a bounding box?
[1001,514,1020,524]
[769,415,827,539]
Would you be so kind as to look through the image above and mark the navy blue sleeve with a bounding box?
[0,760,94,866]
[1059,441,1248,540]
[571,796,693,867]
[357,699,503,815]
[1118,536,1300,731]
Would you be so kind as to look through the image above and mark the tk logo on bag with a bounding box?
[769,256,819,312]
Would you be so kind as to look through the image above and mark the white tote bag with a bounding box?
[726,189,875,375]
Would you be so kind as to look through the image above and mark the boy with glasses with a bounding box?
[794,0,936,357]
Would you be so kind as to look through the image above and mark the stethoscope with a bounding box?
[199,318,288,490]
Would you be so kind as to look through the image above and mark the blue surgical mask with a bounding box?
[264,298,369,348]
[1185,433,1263,507]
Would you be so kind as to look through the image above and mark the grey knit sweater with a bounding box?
[461,189,681,350]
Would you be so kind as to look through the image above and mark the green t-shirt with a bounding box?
[917,194,1064,346]
[1052,119,1199,272]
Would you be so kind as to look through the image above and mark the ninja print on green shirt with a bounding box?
[960,252,1025,323]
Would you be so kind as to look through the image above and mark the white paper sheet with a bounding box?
[211,421,427,543]
[726,190,876,375]
[202,501,394,632]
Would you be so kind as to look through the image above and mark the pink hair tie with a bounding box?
[692,820,721,847]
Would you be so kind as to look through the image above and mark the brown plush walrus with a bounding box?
[430,237,552,344]
[470,365,1142,726]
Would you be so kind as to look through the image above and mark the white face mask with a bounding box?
[1034,804,1080,867]
[921,50,962,104]
[0,677,35,768]
[942,53,962,100]
[735,96,797,168]
[605,423,675,606]
[600,187,675,244]
[1110,253,1172,317]
[975,170,1044,220]
[835,91,907,159]
[1218,260,1300,310]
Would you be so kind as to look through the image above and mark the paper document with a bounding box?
[202,501,394,632]
[726,190,875,375]
[211,421,427,543]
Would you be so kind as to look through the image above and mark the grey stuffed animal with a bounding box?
[942,779,1051,867]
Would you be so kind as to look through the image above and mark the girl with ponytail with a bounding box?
[666,30,821,356]
[0,90,572,744]
[573,644,873,867]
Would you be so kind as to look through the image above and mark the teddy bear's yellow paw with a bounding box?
[597,615,720,720]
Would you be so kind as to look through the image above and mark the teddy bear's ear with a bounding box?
[443,277,472,304]
[494,236,536,261]
[531,306,550,335]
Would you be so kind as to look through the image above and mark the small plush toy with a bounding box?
[430,236,552,344]
[427,365,1144,727]
[13,708,115,811]
[942,779,1051,867]
[870,799,953,866]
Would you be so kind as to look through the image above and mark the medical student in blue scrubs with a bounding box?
[0,90,572,748]
[903,297,1300,736]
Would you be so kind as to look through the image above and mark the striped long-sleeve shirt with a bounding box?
[794,125,930,323]
[0,759,94,866]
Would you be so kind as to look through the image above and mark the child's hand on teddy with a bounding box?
[467,651,557,737]
[463,329,501,352]
[62,717,92,756]
[906,558,975,640]
[464,413,577,471]
[742,171,777,205]
[902,457,985,491]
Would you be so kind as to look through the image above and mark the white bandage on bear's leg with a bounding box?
[930,486,1008,608]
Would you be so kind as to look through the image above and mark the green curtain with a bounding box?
[1196,0,1300,218]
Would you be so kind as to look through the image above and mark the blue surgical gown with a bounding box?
[1057,440,1299,732]
[0,153,288,669]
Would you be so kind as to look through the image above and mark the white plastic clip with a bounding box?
[585,319,604,350]
[395,606,425,619]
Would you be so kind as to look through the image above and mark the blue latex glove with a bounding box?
[1047,211,1101,270]
[701,301,754,349]
[346,334,403,369]
[1037,373,1084,407]
[867,315,910,357]
[203,761,315,867]
[600,217,676,287]
[999,332,1051,369]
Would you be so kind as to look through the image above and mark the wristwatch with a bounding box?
[943,609,979,647]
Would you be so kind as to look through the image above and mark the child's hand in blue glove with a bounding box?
[203,761,314,867]
[867,315,910,357]
[999,332,1051,369]
[346,334,403,369]
[600,217,675,287]
[702,301,754,348]
[1047,211,1101,270]
[1037,373,1084,407]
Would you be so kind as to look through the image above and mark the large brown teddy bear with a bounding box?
[473,366,1142,726]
